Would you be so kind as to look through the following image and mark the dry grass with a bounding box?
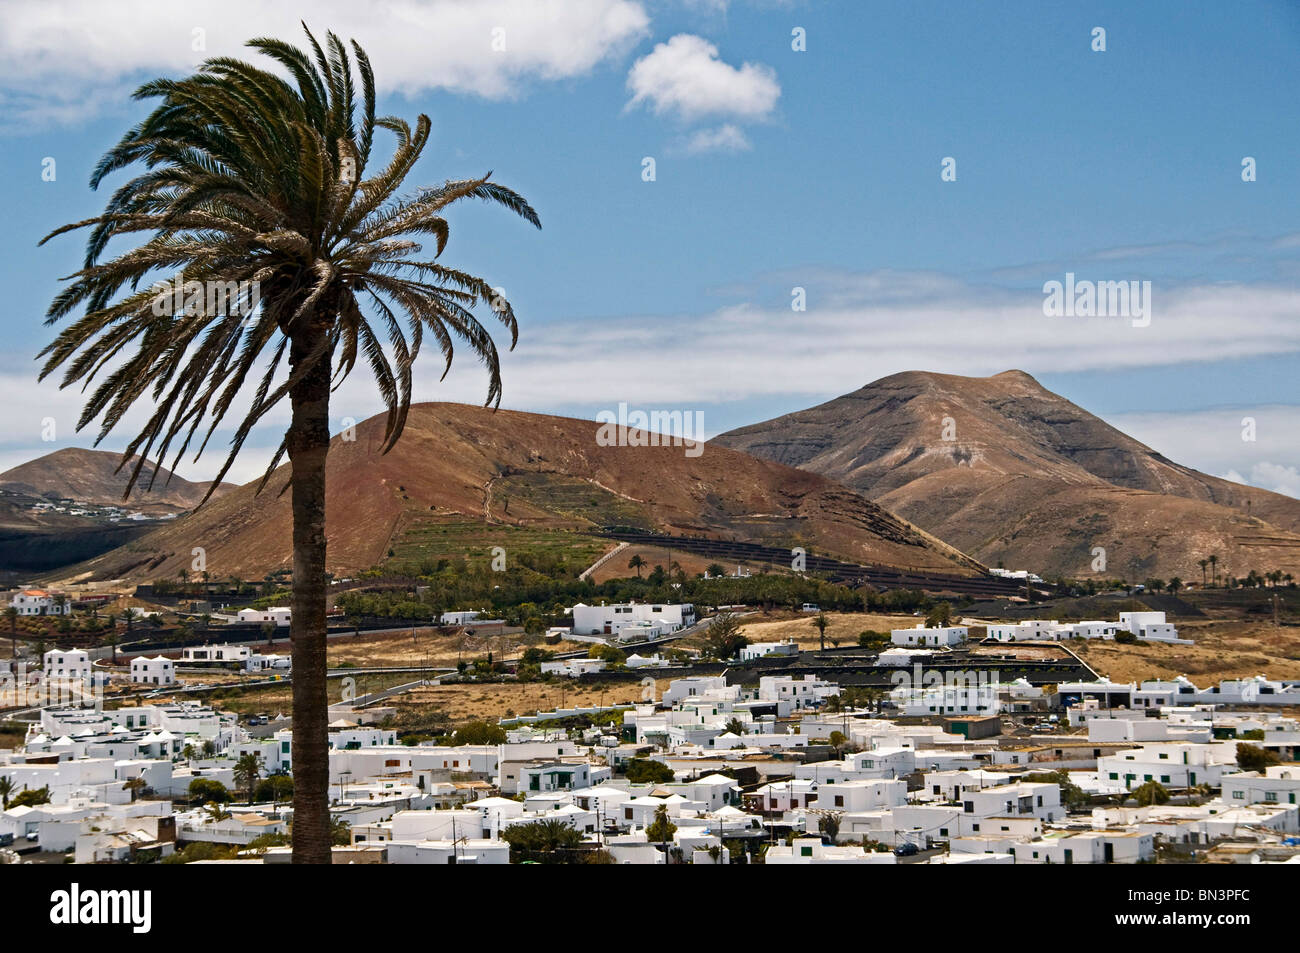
[587,544,771,584]
[381,678,675,723]
[1074,619,1300,683]
[325,628,592,668]
[731,610,924,650]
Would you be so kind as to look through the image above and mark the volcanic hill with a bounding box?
[50,403,987,584]
[713,370,1300,581]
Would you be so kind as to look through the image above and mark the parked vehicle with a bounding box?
[894,842,920,857]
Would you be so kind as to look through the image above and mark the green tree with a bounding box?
[451,720,507,746]
[925,602,953,627]
[625,758,676,784]
[815,811,842,842]
[588,643,626,665]
[857,630,888,649]
[1024,769,1089,812]
[0,776,13,810]
[627,554,646,578]
[39,27,540,864]
[1236,743,1280,772]
[255,774,295,807]
[234,752,265,804]
[10,785,51,808]
[102,625,121,663]
[1133,780,1170,807]
[188,778,231,805]
[4,606,17,659]
[811,611,830,651]
[704,610,748,660]
[646,804,677,856]
[501,819,582,863]
[122,776,148,803]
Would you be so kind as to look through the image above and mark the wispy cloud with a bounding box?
[7,268,1296,486]
[679,123,751,154]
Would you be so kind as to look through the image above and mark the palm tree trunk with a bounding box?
[288,329,333,865]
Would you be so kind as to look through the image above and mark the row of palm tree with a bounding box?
[39,26,539,862]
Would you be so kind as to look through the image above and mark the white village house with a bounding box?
[11,589,68,615]
[570,602,695,638]
[130,656,176,686]
[891,624,968,647]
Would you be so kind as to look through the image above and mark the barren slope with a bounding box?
[714,370,1300,580]
[53,403,986,583]
[0,447,233,514]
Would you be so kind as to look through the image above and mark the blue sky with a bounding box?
[0,0,1297,494]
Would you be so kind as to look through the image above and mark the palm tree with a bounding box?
[4,606,18,660]
[1198,559,1208,587]
[627,554,646,578]
[38,27,539,863]
[1209,554,1218,587]
[0,776,13,810]
[234,752,264,805]
[122,776,147,803]
[811,612,830,651]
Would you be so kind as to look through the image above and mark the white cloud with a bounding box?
[0,0,650,127]
[1106,406,1300,499]
[626,33,779,121]
[680,123,751,154]
[1221,464,1300,499]
[6,270,1299,489]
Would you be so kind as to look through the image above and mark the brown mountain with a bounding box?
[0,447,233,514]
[51,403,986,584]
[713,370,1300,581]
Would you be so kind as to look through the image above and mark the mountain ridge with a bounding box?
[42,402,988,585]
[0,447,234,514]
[713,369,1300,580]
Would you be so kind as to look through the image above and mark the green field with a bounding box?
[495,472,653,529]
[384,516,612,577]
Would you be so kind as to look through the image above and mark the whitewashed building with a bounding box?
[181,644,251,663]
[570,602,695,637]
[236,607,291,626]
[43,649,92,682]
[891,624,967,647]
[130,656,175,686]
[11,589,67,616]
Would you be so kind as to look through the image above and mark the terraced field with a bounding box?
[383,515,611,576]
[494,471,653,530]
